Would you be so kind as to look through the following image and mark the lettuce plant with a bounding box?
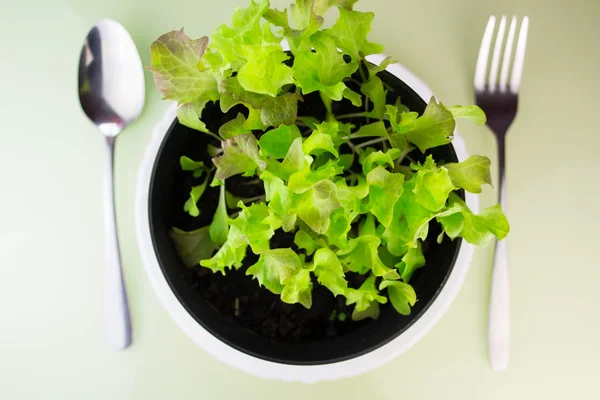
[148,0,509,321]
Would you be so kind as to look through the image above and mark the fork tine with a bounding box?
[474,16,496,91]
[488,16,506,93]
[509,16,529,93]
[499,16,518,92]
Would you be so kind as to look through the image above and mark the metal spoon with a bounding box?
[78,19,145,350]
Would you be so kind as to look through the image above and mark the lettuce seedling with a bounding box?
[149,0,509,321]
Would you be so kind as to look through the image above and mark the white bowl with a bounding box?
[135,56,478,383]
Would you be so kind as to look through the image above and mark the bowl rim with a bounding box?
[135,54,479,383]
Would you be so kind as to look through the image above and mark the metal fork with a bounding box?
[474,15,529,371]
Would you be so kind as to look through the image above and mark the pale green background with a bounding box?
[1,0,599,398]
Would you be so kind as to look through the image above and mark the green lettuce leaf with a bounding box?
[261,170,292,213]
[352,121,388,139]
[261,21,282,44]
[200,221,247,274]
[180,156,205,171]
[362,75,386,120]
[292,31,358,101]
[314,0,358,15]
[395,242,425,282]
[289,180,339,234]
[379,280,416,315]
[411,156,455,211]
[338,153,354,169]
[437,193,510,246]
[337,235,400,279]
[183,175,210,217]
[386,105,418,134]
[298,116,320,130]
[260,170,297,232]
[382,177,457,255]
[281,268,313,308]
[265,137,310,182]
[219,77,267,112]
[177,101,210,133]
[313,248,348,296]
[266,0,358,37]
[346,275,387,320]
[289,0,324,33]
[288,159,343,193]
[213,134,266,180]
[405,97,455,152]
[385,105,418,150]
[366,57,395,74]
[302,130,339,157]
[260,91,303,126]
[334,181,359,218]
[294,229,325,255]
[148,30,219,103]
[324,207,352,248]
[219,78,301,129]
[209,185,229,245]
[361,148,402,174]
[208,0,270,72]
[169,226,217,267]
[365,166,405,227]
[247,248,312,308]
[444,155,492,194]
[447,105,486,125]
[358,212,376,236]
[325,8,383,61]
[237,44,294,96]
[316,121,353,140]
[334,177,370,220]
[219,113,250,139]
[282,137,308,173]
[263,7,290,31]
[246,248,301,293]
[259,124,302,159]
[351,301,381,321]
[229,202,275,253]
[343,87,363,107]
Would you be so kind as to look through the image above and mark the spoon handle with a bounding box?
[103,136,132,350]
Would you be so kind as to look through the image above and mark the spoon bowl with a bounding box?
[78,19,145,136]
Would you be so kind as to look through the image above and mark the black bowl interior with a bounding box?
[149,69,463,365]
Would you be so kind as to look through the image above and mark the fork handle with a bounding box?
[488,136,509,370]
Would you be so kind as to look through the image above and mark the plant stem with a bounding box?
[336,112,367,120]
[349,131,387,140]
[395,146,415,167]
[355,137,388,149]
[320,92,334,121]
[295,119,308,128]
[365,97,371,124]
[205,130,223,142]
[239,178,261,186]
[241,195,265,204]
[345,78,363,87]
[346,140,360,154]
[382,80,395,92]
[359,61,368,82]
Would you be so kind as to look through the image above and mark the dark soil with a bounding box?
[172,61,439,343]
